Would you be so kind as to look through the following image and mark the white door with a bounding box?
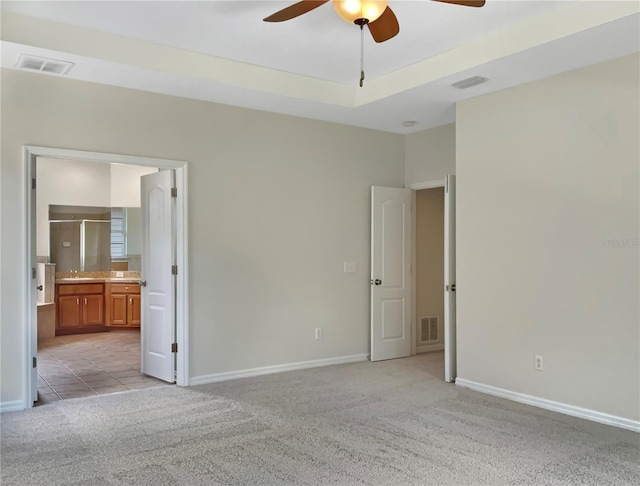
[141,170,176,382]
[371,186,412,361]
[444,175,457,383]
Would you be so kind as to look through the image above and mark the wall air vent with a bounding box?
[15,54,74,75]
[451,75,488,90]
[419,316,439,344]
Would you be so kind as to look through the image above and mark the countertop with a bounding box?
[56,278,140,284]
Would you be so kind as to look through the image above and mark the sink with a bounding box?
[56,277,102,282]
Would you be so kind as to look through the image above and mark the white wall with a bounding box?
[456,54,639,421]
[111,164,157,208]
[0,69,404,404]
[36,159,157,258]
[405,123,455,186]
[36,158,111,256]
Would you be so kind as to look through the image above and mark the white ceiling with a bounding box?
[1,1,639,133]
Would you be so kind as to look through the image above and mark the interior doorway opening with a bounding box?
[414,187,445,379]
[24,146,189,409]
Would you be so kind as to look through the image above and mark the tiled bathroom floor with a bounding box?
[37,331,168,404]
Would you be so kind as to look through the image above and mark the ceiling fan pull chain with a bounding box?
[359,23,365,88]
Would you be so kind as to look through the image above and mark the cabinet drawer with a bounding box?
[58,283,104,295]
[109,283,140,294]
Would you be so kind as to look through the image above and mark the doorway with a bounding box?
[414,187,445,378]
[24,146,189,408]
[369,177,456,382]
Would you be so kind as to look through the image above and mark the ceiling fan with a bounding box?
[263,0,486,44]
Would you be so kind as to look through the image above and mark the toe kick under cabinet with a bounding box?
[56,283,105,335]
[105,282,141,328]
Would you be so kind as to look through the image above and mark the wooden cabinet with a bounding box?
[105,283,141,328]
[56,283,104,334]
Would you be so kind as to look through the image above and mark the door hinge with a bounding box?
[33,357,37,368]
[171,265,178,275]
[171,342,178,353]
[171,187,177,198]
[32,178,36,190]
[32,267,37,279]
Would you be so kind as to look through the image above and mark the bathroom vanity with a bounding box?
[55,277,141,335]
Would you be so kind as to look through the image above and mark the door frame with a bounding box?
[23,145,190,408]
[407,179,446,357]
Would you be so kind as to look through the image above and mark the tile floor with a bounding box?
[37,331,168,404]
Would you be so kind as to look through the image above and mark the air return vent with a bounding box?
[419,316,439,344]
[15,54,74,75]
[451,75,488,90]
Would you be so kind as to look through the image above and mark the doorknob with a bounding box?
[450,284,456,292]
[374,279,382,286]
[36,285,43,291]
[139,280,147,287]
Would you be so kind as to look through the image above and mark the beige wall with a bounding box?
[0,69,404,404]
[405,123,455,186]
[456,54,640,420]
[415,188,444,351]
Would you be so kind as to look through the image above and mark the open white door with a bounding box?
[444,175,457,383]
[141,170,176,383]
[371,186,412,361]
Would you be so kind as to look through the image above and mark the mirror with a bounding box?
[49,205,142,272]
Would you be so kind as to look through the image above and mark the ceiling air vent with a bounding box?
[451,75,488,90]
[15,54,74,75]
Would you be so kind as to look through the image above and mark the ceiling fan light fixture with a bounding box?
[333,0,389,24]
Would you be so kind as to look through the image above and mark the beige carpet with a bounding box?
[1,353,639,485]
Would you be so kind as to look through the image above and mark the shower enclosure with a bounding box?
[49,216,111,272]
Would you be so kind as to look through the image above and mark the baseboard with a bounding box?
[190,353,369,386]
[0,400,25,413]
[416,344,444,354]
[455,378,640,433]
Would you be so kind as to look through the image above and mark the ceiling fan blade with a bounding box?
[431,0,486,7]
[263,0,329,22]
[368,6,399,43]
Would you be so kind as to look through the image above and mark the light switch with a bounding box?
[344,261,357,273]
[62,242,71,247]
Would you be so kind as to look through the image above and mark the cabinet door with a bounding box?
[127,294,141,326]
[83,294,104,326]
[109,294,128,326]
[58,295,82,328]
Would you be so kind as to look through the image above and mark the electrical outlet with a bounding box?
[315,328,322,340]
[115,271,124,278]
[535,355,543,371]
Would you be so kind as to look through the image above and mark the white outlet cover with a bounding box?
[344,261,357,273]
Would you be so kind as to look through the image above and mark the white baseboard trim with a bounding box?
[455,378,640,433]
[416,344,444,354]
[0,400,25,413]
[190,353,370,386]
